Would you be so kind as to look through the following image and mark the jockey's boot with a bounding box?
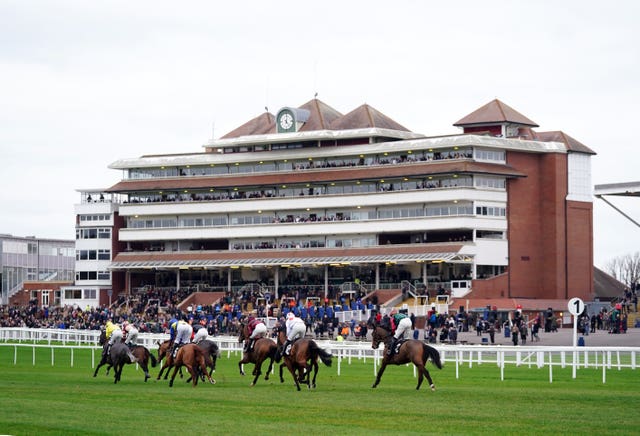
[171,343,179,358]
[283,339,291,356]
[243,341,250,353]
[388,338,398,356]
[248,339,254,352]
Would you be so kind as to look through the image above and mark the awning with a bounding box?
[109,252,470,270]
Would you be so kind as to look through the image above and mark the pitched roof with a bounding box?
[593,267,626,300]
[220,100,410,138]
[330,104,411,131]
[534,131,596,154]
[297,99,343,131]
[220,111,275,139]
[454,99,539,127]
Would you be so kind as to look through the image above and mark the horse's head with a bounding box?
[371,326,390,350]
[274,323,286,345]
[157,340,171,360]
[238,322,247,343]
[98,329,107,346]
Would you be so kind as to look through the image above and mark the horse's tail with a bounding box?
[149,350,158,368]
[310,341,333,367]
[423,343,443,369]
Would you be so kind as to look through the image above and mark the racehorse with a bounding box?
[370,324,442,391]
[275,324,332,391]
[238,321,278,386]
[93,330,157,382]
[157,339,217,383]
[169,343,215,387]
[110,342,135,384]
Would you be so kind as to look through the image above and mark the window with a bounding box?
[65,289,82,299]
[84,289,97,299]
[98,249,110,260]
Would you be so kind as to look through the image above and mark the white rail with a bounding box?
[1,328,638,384]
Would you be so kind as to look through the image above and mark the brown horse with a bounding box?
[276,324,332,391]
[157,339,217,383]
[156,339,176,381]
[93,330,157,382]
[238,322,278,386]
[169,343,215,387]
[370,325,442,391]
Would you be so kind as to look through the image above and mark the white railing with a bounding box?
[1,328,637,383]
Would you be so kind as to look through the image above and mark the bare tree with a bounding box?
[606,252,640,287]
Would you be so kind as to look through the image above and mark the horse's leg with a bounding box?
[372,360,388,388]
[93,358,105,377]
[422,367,436,391]
[279,363,286,383]
[251,358,262,386]
[169,364,181,387]
[264,357,274,381]
[414,363,425,390]
[238,357,247,376]
[140,359,150,382]
[311,360,319,389]
[210,354,217,376]
[185,364,198,387]
[114,362,123,384]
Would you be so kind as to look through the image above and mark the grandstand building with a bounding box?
[78,98,595,310]
[1,234,74,306]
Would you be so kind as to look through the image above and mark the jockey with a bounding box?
[282,312,306,356]
[171,315,193,358]
[389,309,412,356]
[123,322,139,348]
[105,320,136,363]
[192,318,208,344]
[245,314,267,352]
[168,316,179,342]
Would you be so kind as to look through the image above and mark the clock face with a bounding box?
[279,113,293,130]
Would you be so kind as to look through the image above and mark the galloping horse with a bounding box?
[110,342,135,384]
[238,321,278,386]
[157,339,217,383]
[370,324,442,391]
[169,343,215,387]
[93,330,157,382]
[276,324,332,391]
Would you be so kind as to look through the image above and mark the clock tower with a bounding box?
[276,107,310,133]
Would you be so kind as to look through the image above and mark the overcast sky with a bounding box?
[1,0,639,269]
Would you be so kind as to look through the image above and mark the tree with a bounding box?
[606,252,640,288]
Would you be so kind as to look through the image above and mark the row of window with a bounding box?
[1,240,74,256]
[65,288,97,299]
[75,249,111,261]
[75,271,110,281]
[124,173,491,205]
[79,214,111,222]
[127,202,506,230]
[232,236,378,250]
[76,228,111,240]
[126,146,484,180]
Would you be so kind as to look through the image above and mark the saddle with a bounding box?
[284,337,301,356]
[391,338,406,355]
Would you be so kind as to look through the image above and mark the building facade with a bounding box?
[1,234,75,305]
[85,99,593,307]
[60,190,124,308]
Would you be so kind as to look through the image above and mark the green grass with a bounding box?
[1,346,639,435]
